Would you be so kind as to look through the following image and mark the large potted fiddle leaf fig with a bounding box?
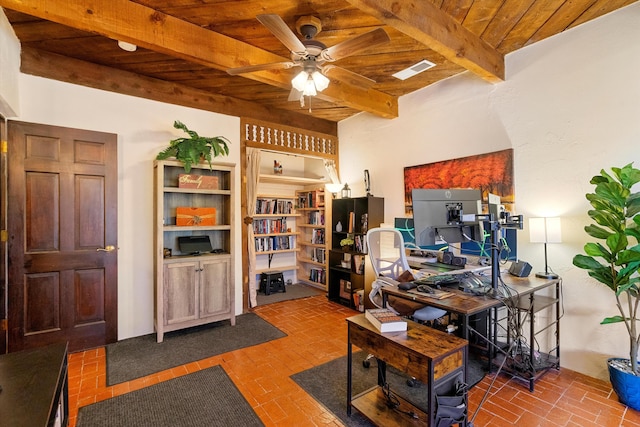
[573,163,640,409]
[156,120,230,172]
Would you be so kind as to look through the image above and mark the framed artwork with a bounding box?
[403,149,514,214]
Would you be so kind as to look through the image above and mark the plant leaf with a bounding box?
[602,315,625,324]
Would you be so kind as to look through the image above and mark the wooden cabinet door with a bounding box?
[199,257,231,319]
[163,261,198,325]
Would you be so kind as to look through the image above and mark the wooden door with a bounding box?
[7,121,117,352]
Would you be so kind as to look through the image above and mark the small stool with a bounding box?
[260,271,286,295]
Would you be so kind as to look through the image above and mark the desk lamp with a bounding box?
[529,217,561,279]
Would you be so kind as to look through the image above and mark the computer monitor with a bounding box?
[411,188,482,247]
[178,235,213,255]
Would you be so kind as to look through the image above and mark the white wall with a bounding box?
[339,3,640,380]
[0,8,20,117]
[14,76,241,340]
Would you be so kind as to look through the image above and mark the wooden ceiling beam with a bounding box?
[0,0,397,118]
[19,47,338,136]
[346,0,505,83]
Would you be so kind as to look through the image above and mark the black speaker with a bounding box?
[509,261,532,277]
[452,256,467,267]
[442,251,454,265]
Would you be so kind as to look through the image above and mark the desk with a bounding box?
[0,343,69,427]
[347,314,468,426]
[382,274,560,390]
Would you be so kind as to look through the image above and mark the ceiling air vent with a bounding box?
[392,59,436,80]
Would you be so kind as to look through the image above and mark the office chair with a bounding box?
[366,227,447,321]
[363,228,448,374]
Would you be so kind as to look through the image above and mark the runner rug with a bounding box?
[77,365,264,427]
[106,312,285,385]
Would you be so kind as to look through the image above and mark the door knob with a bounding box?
[97,245,117,252]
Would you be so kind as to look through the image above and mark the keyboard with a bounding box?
[414,274,460,288]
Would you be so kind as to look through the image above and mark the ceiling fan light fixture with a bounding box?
[291,70,310,91]
[302,80,317,96]
[311,71,330,92]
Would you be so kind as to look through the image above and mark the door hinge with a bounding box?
[1,140,6,153]
[0,319,6,331]
[0,230,6,242]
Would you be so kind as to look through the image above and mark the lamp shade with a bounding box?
[311,71,330,92]
[291,71,309,91]
[326,183,343,194]
[529,217,562,243]
[291,70,330,96]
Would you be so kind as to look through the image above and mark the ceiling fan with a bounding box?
[227,14,390,102]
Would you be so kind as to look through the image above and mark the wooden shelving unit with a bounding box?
[153,160,235,343]
[296,187,329,289]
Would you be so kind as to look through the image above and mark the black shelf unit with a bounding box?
[328,196,384,308]
[501,282,561,391]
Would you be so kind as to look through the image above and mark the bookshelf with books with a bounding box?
[328,196,384,308]
[254,194,300,278]
[295,188,330,290]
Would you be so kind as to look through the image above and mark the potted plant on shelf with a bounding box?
[340,235,354,252]
[572,163,640,410]
[156,120,230,172]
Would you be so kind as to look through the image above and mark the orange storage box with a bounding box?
[176,207,216,226]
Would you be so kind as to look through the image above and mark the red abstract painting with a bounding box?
[404,149,514,213]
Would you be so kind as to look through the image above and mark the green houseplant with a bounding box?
[572,163,640,408]
[156,120,230,172]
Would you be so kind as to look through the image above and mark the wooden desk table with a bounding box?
[383,274,560,390]
[347,314,468,426]
[382,274,558,340]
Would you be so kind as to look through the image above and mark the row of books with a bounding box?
[253,217,288,235]
[346,212,369,234]
[311,229,325,244]
[311,247,326,264]
[354,235,367,254]
[309,267,326,284]
[307,211,324,225]
[297,191,322,209]
[254,235,294,252]
[255,198,294,215]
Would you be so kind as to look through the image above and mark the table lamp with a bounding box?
[326,183,343,199]
[529,217,561,279]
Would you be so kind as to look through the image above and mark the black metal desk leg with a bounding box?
[347,327,353,416]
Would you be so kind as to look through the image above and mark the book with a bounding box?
[365,308,408,333]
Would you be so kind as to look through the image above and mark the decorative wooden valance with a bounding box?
[241,117,338,162]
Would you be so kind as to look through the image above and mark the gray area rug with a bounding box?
[256,282,325,305]
[106,313,286,385]
[77,365,264,427]
[292,351,482,426]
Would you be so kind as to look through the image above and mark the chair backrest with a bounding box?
[366,227,411,280]
[366,228,411,312]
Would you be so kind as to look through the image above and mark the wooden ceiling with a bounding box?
[1,0,637,135]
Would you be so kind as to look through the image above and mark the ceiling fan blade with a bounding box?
[322,28,390,61]
[288,87,303,102]
[257,14,307,55]
[227,61,297,75]
[322,65,376,88]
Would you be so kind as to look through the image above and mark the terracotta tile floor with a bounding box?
[67,295,640,427]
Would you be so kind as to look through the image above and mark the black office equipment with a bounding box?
[178,235,213,255]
